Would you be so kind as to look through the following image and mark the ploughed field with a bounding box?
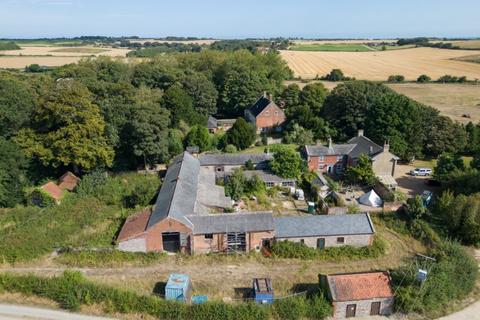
[280,47,480,80]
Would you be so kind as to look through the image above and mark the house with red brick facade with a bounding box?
[321,271,394,319]
[117,152,274,254]
[305,131,399,189]
[245,93,286,133]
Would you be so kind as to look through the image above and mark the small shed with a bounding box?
[165,274,193,303]
[253,278,274,304]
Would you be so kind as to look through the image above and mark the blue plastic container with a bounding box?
[253,278,274,304]
[165,274,192,303]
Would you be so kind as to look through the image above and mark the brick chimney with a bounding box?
[358,129,364,137]
[384,140,390,152]
[328,137,333,150]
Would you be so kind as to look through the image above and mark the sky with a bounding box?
[0,0,479,39]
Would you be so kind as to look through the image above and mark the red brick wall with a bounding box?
[145,218,192,252]
[255,105,286,129]
[308,155,342,172]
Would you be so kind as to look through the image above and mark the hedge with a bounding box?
[0,271,331,320]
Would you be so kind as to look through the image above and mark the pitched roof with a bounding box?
[274,213,375,238]
[243,170,296,183]
[117,208,151,241]
[147,152,200,229]
[58,171,80,191]
[186,212,274,234]
[207,116,218,129]
[326,271,394,302]
[198,153,272,166]
[305,144,356,157]
[347,135,384,159]
[40,182,64,201]
[247,95,280,117]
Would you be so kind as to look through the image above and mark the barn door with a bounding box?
[370,301,381,315]
[346,304,356,318]
[317,238,325,249]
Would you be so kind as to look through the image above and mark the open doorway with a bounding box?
[162,232,180,252]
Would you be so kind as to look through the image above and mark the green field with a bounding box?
[289,43,374,52]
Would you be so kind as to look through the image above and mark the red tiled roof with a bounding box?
[58,171,80,191]
[327,271,394,302]
[117,209,151,242]
[41,182,64,201]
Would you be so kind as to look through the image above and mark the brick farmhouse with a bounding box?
[321,271,395,319]
[305,130,400,189]
[245,93,286,133]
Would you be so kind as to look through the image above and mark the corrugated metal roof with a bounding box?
[198,153,272,166]
[147,152,199,229]
[274,213,375,238]
[186,212,274,234]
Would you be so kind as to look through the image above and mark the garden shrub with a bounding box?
[270,237,386,260]
[392,241,477,314]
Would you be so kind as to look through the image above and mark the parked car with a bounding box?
[410,168,432,176]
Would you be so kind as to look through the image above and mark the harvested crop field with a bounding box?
[0,46,130,57]
[280,47,480,80]
[388,83,480,124]
[0,56,83,68]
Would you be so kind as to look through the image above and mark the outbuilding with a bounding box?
[273,213,375,249]
[321,271,394,319]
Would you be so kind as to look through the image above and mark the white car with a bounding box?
[410,168,432,176]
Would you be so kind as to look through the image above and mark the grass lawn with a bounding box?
[412,156,472,169]
[238,143,297,154]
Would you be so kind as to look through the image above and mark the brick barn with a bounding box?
[321,271,394,319]
[245,93,286,133]
[117,152,274,254]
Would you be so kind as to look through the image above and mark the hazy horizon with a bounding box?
[0,0,479,39]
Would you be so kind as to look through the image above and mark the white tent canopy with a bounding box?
[358,190,383,207]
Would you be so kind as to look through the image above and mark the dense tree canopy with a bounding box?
[225,118,256,150]
[0,138,29,207]
[15,80,114,172]
[270,146,303,178]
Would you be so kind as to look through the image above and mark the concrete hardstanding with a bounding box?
[332,297,394,319]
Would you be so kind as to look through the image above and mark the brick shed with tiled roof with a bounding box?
[58,171,80,191]
[40,182,64,202]
[322,271,394,319]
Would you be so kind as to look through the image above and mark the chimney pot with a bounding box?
[328,137,333,150]
[358,129,364,137]
[384,140,390,151]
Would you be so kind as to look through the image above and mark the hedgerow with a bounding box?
[392,241,477,315]
[0,271,331,320]
[270,237,386,260]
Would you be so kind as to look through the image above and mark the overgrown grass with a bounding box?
[55,250,166,267]
[270,237,386,260]
[0,172,160,264]
[0,271,332,320]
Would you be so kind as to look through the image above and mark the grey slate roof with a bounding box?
[207,116,217,129]
[274,213,375,238]
[305,144,356,157]
[347,135,384,159]
[247,96,278,117]
[186,212,274,234]
[243,170,296,183]
[147,152,199,229]
[198,153,272,166]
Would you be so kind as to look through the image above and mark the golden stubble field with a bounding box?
[0,46,131,69]
[280,47,480,81]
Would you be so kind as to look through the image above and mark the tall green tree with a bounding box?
[0,74,36,138]
[180,72,218,116]
[0,138,29,207]
[270,146,303,178]
[434,153,465,179]
[185,125,211,152]
[15,80,114,173]
[225,118,256,150]
[300,82,329,114]
[280,83,301,107]
[129,87,171,168]
[162,84,205,126]
[344,154,377,186]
